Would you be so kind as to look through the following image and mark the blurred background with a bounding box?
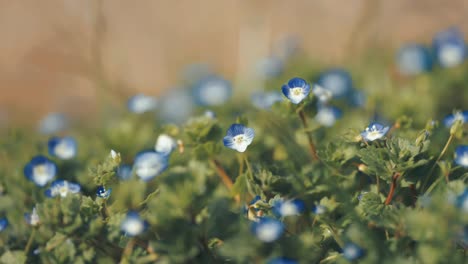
[0,0,467,126]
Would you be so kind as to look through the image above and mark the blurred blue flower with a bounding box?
[316,68,353,98]
[127,94,158,114]
[0,217,8,232]
[360,122,390,141]
[160,89,194,124]
[349,89,367,107]
[121,211,148,237]
[24,155,57,187]
[38,112,68,135]
[223,124,255,153]
[133,151,169,181]
[311,205,327,215]
[455,145,468,168]
[267,257,298,264]
[154,134,177,156]
[251,91,284,110]
[251,217,284,242]
[314,106,342,127]
[24,207,40,226]
[273,199,305,217]
[45,180,81,198]
[281,77,311,104]
[255,56,284,78]
[432,27,466,68]
[204,110,217,119]
[192,75,232,106]
[342,242,365,261]
[96,186,112,199]
[443,111,468,127]
[48,136,77,160]
[396,44,432,76]
[312,84,333,103]
[117,164,133,180]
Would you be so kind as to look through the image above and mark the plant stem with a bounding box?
[210,159,233,190]
[298,109,319,161]
[422,133,454,193]
[385,172,401,205]
[24,228,36,254]
[243,154,254,181]
[120,238,135,264]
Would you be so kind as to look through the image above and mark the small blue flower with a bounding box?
[455,188,468,212]
[133,151,169,181]
[117,164,133,180]
[45,180,81,198]
[251,91,284,110]
[121,211,148,236]
[0,217,8,232]
[96,186,112,199]
[316,69,353,99]
[223,124,255,153]
[273,199,305,217]
[38,112,68,135]
[360,122,390,141]
[48,136,77,160]
[432,27,466,68]
[159,90,194,124]
[455,146,468,168]
[267,257,298,264]
[281,77,311,104]
[154,134,177,156]
[127,94,158,114]
[251,217,284,242]
[396,44,432,76]
[314,106,342,127]
[342,242,365,261]
[192,75,232,106]
[443,111,468,127]
[311,205,327,215]
[256,56,284,78]
[312,84,333,103]
[24,207,40,226]
[24,155,57,187]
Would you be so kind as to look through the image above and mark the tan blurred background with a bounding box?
[0,0,467,124]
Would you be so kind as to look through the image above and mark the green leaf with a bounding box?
[0,251,27,264]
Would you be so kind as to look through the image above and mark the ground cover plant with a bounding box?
[0,28,467,263]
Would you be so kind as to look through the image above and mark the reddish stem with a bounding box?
[385,172,401,205]
[211,159,240,203]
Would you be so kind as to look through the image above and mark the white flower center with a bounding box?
[439,45,464,67]
[257,222,280,242]
[124,219,144,235]
[292,87,302,96]
[280,202,298,216]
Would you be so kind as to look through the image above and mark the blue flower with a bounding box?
[192,75,232,106]
[251,91,284,110]
[38,112,68,135]
[24,155,57,187]
[159,90,194,124]
[251,217,284,242]
[121,211,148,236]
[0,217,8,232]
[127,94,158,114]
[133,151,169,181]
[342,242,365,261]
[312,84,333,103]
[443,111,468,127]
[154,134,177,156]
[432,27,466,68]
[314,106,342,127]
[24,207,40,226]
[117,164,133,180]
[396,44,432,76]
[48,136,77,160]
[223,124,255,153]
[311,205,327,215]
[273,199,305,217]
[281,77,311,104]
[267,257,298,264]
[256,56,284,78]
[45,180,81,198]
[455,146,468,168]
[96,186,112,199]
[455,188,468,212]
[360,122,390,141]
[316,69,353,99]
